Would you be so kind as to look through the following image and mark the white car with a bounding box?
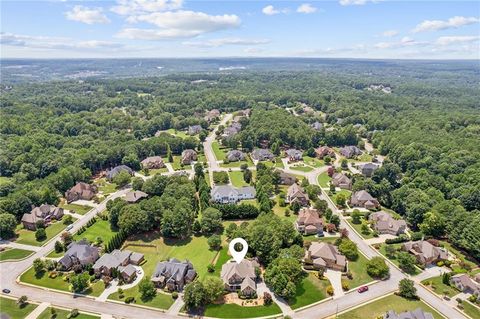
[66,225,73,231]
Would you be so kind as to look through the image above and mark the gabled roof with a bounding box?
[211,185,256,198]
[352,190,375,201]
[124,190,148,203]
[151,258,196,283]
[308,242,346,267]
[141,156,164,165]
[297,208,322,226]
[106,165,133,180]
[221,259,257,284]
[287,183,308,200]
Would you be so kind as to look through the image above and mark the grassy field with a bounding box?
[317,172,331,188]
[0,296,37,319]
[290,164,314,172]
[272,195,296,223]
[95,178,117,196]
[164,128,192,139]
[207,246,231,277]
[463,301,480,319]
[347,153,373,163]
[212,141,227,161]
[73,219,118,247]
[109,289,175,310]
[345,218,374,239]
[203,302,282,318]
[346,253,374,288]
[329,189,351,207]
[378,244,421,276]
[228,171,249,187]
[148,167,169,175]
[0,248,33,261]
[336,294,444,319]
[288,272,330,310]
[37,307,99,319]
[16,218,76,246]
[59,203,92,215]
[303,156,325,168]
[421,275,459,297]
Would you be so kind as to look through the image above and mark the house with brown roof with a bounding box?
[331,173,352,190]
[315,146,335,159]
[369,211,407,235]
[58,240,100,270]
[221,259,259,297]
[451,274,480,301]
[296,208,323,235]
[106,165,134,181]
[21,204,64,230]
[204,109,221,122]
[277,170,297,185]
[339,146,362,158]
[65,182,97,203]
[187,125,203,135]
[181,149,197,165]
[304,242,347,272]
[401,240,448,266]
[93,249,144,283]
[349,190,380,209]
[285,149,303,162]
[151,258,197,291]
[141,156,165,169]
[124,190,148,203]
[286,183,309,206]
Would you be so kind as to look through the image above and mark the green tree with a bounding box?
[366,257,389,279]
[113,170,132,187]
[183,281,206,311]
[70,272,90,292]
[203,277,224,303]
[264,256,303,300]
[207,234,221,250]
[35,228,46,241]
[33,258,45,274]
[131,177,144,191]
[398,278,417,299]
[54,240,64,253]
[138,278,156,301]
[336,193,346,207]
[162,199,194,238]
[397,252,417,274]
[351,210,362,224]
[200,207,222,234]
[338,239,359,260]
[118,205,151,235]
[0,213,17,238]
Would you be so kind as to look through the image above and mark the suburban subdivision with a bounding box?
[0,59,479,319]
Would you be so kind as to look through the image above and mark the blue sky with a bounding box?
[1,0,479,59]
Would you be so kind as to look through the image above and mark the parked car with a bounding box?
[66,225,73,231]
[357,286,368,293]
[2,288,11,294]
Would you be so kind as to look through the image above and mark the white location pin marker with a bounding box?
[229,238,248,264]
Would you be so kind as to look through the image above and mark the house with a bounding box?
[21,204,64,230]
[349,190,380,209]
[315,146,335,159]
[58,240,99,270]
[251,149,274,162]
[124,190,148,203]
[204,109,220,122]
[221,259,259,297]
[359,163,379,177]
[277,170,297,185]
[238,109,251,117]
[223,122,242,139]
[296,208,323,236]
[331,173,352,190]
[402,240,448,266]
[141,156,165,169]
[151,258,197,291]
[369,211,407,235]
[339,146,362,158]
[384,309,434,319]
[93,249,144,283]
[226,150,246,162]
[304,242,347,271]
[211,185,256,204]
[285,149,303,162]
[65,182,97,203]
[286,183,309,206]
[187,125,203,135]
[119,264,137,283]
[451,274,480,301]
[311,122,323,131]
[106,165,134,181]
[181,149,197,165]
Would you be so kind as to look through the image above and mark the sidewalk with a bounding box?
[25,302,50,319]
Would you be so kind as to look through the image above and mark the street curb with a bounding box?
[0,251,35,263]
[419,283,470,319]
[106,298,168,313]
[292,295,334,312]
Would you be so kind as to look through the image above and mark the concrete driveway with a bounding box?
[324,269,344,299]
[96,265,145,302]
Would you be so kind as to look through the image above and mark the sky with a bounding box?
[1,0,479,59]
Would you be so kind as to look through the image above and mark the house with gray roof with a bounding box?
[211,185,256,204]
[339,146,362,158]
[311,121,323,131]
[187,125,203,135]
[359,162,379,177]
[221,259,259,297]
[223,122,242,139]
[384,308,434,319]
[151,258,197,291]
[226,150,246,162]
[402,240,448,266]
[304,242,347,272]
[251,149,274,162]
[331,173,352,190]
[124,190,148,203]
[451,274,480,301]
[93,249,144,283]
[350,190,380,209]
[21,204,64,230]
[369,211,407,235]
[315,146,336,159]
[277,170,297,185]
[106,165,134,181]
[58,240,99,270]
[285,149,303,162]
[141,156,165,169]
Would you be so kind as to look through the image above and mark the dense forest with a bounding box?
[0,60,479,258]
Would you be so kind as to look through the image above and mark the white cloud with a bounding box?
[413,16,480,33]
[117,10,240,40]
[435,35,479,46]
[375,36,426,49]
[262,5,280,15]
[111,0,183,15]
[382,30,398,37]
[65,5,110,24]
[297,3,317,14]
[339,0,376,6]
[183,38,270,48]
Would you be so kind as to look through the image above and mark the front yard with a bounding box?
[317,172,331,188]
[345,218,374,239]
[329,189,352,208]
[212,141,227,161]
[463,301,480,319]
[290,164,314,173]
[302,156,325,168]
[346,253,375,289]
[0,248,34,261]
[16,218,76,246]
[37,307,99,319]
[203,302,282,318]
[377,243,422,275]
[337,294,443,319]
[109,288,175,310]
[288,272,330,310]
[59,203,92,215]
[0,296,37,319]
[421,275,460,298]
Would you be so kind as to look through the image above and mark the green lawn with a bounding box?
[329,189,352,208]
[46,249,64,258]
[303,156,325,168]
[462,301,480,319]
[172,156,183,170]
[347,153,373,163]
[288,272,330,310]
[0,248,34,261]
[421,275,460,298]
[59,203,92,215]
[163,128,198,140]
[337,294,444,319]
[317,172,331,188]
[212,141,227,161]
[440,241,477,270]
[16,218,76,246]
[208,246,231,277]
[263,158,284,169]
[109,288,175,310]
[148,167,169,175]
[37,307,99,319]
[346,253,374,289]
[378,244,422,276]
[228,171,248,187]
[95,178,117,196]
[203,302,282,318]
[0,296,37,319]
[290,165,314,172]
[345,218,374,239]
[73,219,118,248]
[272,195,296,223]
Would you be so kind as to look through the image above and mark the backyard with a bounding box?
[288,272,330,310]
[0,248,34,261]
[73,219,118,248]
[16,218,76,246]
[0,296,37,319]
[228,171,249,187]
[94,178,117,196]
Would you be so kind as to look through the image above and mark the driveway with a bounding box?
[96,265,145,302]
[324,269,344,299]
[364,234,397,245]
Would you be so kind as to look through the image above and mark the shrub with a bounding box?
[263,292,272,305]
[385,235,408,244]
[35,228,47,241]
[125,296,135,304]
[341,280,349,291]
[326,285,334,296]
[207,264,215,273]
[172,292,179,299]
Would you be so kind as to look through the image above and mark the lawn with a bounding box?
[73,219,118,248]
[303,156,325,168]
[288,272,330,310]
[346,253,374,289]
[272,195,296,223]
[0,248,34,261]
[208,246,231,277]
[329,189,351,208]
[421,275,460,298]
[440,241,477,270]
[336,294,444,319]
[317,172,331,188]
[37,307,99,319]
[462,301,480,319]
[203,302,282,318]
[263,158,284,169]
[109,288,175,310]
[0,296,37,319]
[378,244,422,276]
[172,155,184,170]
[290,164,314,173]
[59,203,92,215]
[345,218,374,239]
[16,218,76,246]
[228,171,248,187]
[95,178,117,196]
[148,167,169,175]
[212,141,227,161]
